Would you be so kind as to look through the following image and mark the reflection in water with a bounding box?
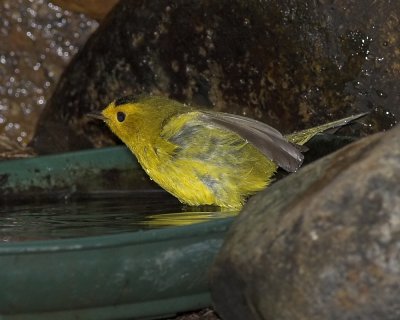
[0,192,238,242]
[144,211,237,227]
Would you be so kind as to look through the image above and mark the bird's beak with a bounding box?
[86,111,106,121]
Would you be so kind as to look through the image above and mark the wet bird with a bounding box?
[88,95,365,209]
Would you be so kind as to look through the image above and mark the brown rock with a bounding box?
[0,0,97,150]
[51,0,119,20]
[210,125,400,320]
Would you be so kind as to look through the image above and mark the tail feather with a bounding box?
[286,113,368,146]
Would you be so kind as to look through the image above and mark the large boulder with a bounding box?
[210,124,400,320]
[30,0,398,154]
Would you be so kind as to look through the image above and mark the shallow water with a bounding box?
[0,191,237,242]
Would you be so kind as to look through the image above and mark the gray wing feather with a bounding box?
[201,112,304,172]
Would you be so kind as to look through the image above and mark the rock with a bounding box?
[0,0,97,149]
[210,124,400,320]
[51,0,119,20]
[30,0,398,154]
[0,136,35,159]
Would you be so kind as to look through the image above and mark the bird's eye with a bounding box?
[117,112,126,122]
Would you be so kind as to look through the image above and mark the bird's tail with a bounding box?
[286,113,368,146]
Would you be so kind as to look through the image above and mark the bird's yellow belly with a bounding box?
[139,155,275,209]
[144,159,221,206]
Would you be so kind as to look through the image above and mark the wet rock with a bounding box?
[51,0,119,20]
[210,124,400,320]
[31,0,399,154]
[0,0,98,149]
[0,136,35,159]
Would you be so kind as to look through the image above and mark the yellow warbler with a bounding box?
[89,95,364,209]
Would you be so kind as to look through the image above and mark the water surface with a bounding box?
[0,191,237,242]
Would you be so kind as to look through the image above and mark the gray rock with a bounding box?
[210,125,400,320]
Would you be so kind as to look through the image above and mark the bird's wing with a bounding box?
[161,111,303,172]
[200,111,304,172]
